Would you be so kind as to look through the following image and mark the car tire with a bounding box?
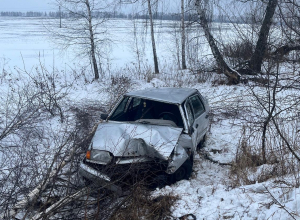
[197,134,207,151]
[170,159,193,183]
[150,174,168,189]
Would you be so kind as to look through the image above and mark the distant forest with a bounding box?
[0,11,250,23]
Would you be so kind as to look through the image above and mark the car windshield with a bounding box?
[109,96,184,127]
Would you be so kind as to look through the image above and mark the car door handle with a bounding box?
[195,124,198,128]
[205,114,209,119]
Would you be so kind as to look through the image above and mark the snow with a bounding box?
[154,155,300,219]
[1,17,300,219]
[0,17,211,73]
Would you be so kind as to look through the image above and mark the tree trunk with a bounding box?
[85,0,99,80]
[147,0,159,74]
[250,0,278,73]
[195,0,240,84]
[181,0,187,69]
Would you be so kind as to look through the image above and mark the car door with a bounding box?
[183,99,198,152]
[189,94,208,145]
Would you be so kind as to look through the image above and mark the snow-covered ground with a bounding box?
[1,17,300,219]
[77,77,300,219]
[60,75,300,219]
[0,17,234,73]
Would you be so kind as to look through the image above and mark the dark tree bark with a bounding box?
[249,0,278,73]
[53,0,106,80]
[273,45,300,57]
[85,0,100,80]
[181,0,187,70]
[195,0,240,84]
[147,0,159,74]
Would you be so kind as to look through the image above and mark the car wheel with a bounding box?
[197,134,207,151]
[170,159,193,183]
[150,174,168,189]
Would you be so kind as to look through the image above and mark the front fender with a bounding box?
[166,145,189,174]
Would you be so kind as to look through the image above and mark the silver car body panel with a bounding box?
[179,104,189,133]
[126,87,198,104]
[79,163,123,195]
[79,163,111,182]
[177,133,194,151]
[116,156,154,164]
[86,158,108,165]
[166,144,189,174]
[90,122,183,160]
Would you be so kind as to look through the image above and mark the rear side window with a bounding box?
[190,95,205,118]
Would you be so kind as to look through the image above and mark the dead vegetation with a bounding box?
[110,186,178,220]
[2,0,300,216]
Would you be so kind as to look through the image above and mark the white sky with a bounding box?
[0,0,54,12]
[0,0,179,13]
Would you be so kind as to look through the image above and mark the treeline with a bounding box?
[0,10,251,23]
[0,11,122,18]
[1,11,47,17]
[0,11,183,20]
[129,13,249,23]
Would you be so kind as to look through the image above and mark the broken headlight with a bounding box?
[86,150,112,164]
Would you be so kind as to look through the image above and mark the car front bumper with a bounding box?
[79,163,122,195]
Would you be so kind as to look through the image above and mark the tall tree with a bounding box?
[249,0,279,73]
[147,0,159,74]
[53,0,112,80]
[181,0,187,69]
[194,0,240,84]
[85,0,100,79]
[194,0,279,82]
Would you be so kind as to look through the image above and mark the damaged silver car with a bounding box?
[79,87,210,191]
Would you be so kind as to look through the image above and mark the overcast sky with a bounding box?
[0,0,180,13]
[1,0,54,12]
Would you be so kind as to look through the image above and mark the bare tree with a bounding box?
[274,0,300,59]
[191,0,282,83]
[0,64,78,218]
[181,0,187,69]
[147,0,159,74]
[246,56,300,164]
[52,0,114,80]
[194,0,241,84]
[85,0,100,79]
[249,0,279,73]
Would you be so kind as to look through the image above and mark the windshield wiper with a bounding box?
[135,119,151,124]
[139,120,150,124]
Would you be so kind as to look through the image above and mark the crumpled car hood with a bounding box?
[90,122,183,160]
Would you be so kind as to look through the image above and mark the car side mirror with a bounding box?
[100,113,108,120]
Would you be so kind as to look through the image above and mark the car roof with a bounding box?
[125,87,198,104]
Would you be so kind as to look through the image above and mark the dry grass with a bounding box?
[110,185,178,220]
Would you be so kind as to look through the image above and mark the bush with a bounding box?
[110,185,178,220]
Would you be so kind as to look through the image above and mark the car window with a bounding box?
[110,96,129,118]
[127,97,141,112]
[189,95,205,118]
[110,96,184,127]
[185,101,194,126]
[132,97,141,108]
